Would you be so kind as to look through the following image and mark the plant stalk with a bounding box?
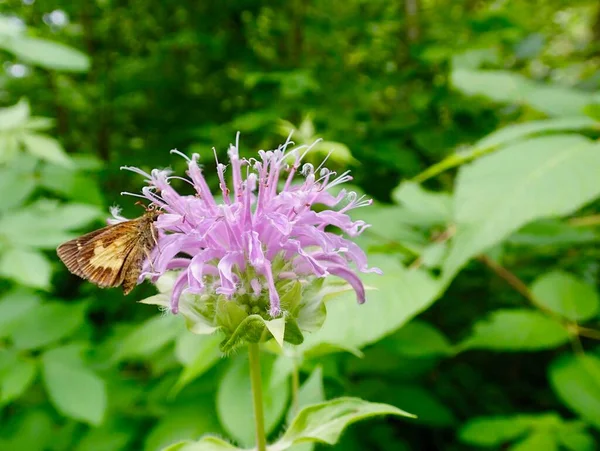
[248,342,267,451]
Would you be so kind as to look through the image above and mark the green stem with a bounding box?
[248,343,267,451]
[291,363,300,416]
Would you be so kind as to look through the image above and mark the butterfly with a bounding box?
[56,207,161,294]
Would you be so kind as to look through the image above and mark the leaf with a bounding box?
[301,254,440,356]
[0,289,41,338]
[510,432,559,451]
[10,301,87,350]
[459,310,570,352]
[161,436,239,451]
[0,155,38,211]
[0,98,30,130]
[549,354,600,429]
[474,117,599,152]
[443,136,600,281]
[144,401,223,451]
[5,36,90,72]
[459,416,532,446]
[114,314,183,361]
[287,366,325,425]
[21,133,73,167]
[531,271,599,321]
[74,421,133,451]
[451,69,594,116]
[172,333,223,395]
[273,397,413,449]
[0,200,104,248]
[216,354,290,447]
[381,320,453,358]
[0,248,52,289]
[42,345,107,425]
[391,181,453,225]
[0,357,37,403]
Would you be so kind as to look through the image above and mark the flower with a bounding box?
[122,133,380,327]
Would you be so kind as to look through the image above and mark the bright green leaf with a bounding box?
[381,320,453,358]
[144,401,223,451]
[510,431,559,451]
[0,98,30,131]
[0,247,52,289]
[549,354,600,429]
[0,357,37,403]
[10,301,87,350]
[217,354,290,446]
[301,255,440,355]
[161,436,239,451]
[459,310,570,352]
[531,271,599,321]
[21,133,73,167]
[172,333,222,395]
[115,314,183,361]
[444,136,600,281]
[459,416,531,446]
[451,69,595,116]
[391,182,453,225]
[42,345,107,425]
[474,117,599,151]
[273,397,413,449]
[5,36,90,72]
[0,289,41,338]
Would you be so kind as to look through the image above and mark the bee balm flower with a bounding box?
[124,134,380,346]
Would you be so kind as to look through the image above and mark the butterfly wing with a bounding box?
[75,221,141,289]
[56,225,115,278]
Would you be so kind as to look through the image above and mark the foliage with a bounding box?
[1,0,600,450]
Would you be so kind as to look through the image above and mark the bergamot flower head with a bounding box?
[123,133,381,348]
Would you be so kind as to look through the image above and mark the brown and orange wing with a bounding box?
[74,220,141,289]
[56,225,114,278]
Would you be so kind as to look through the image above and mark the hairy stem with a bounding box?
[248,343,267,451]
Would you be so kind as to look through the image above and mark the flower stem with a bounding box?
[248,343,267,451]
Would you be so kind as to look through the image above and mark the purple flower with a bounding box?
[122,134,381,319]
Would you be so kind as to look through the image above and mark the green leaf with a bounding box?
[161,436,239,451]
[459,310,570,352]
[4,36,90,72]
[531,271,599,321]
[0,289,41,338]
[114,314,183,361]
[381,320,453,358]
[391,182,453,225]
[510,432,559,451]
[216,354,290,446]
[42,345,107,425]
[21,133,73,167]
[451,69,594,116]
[459,416,532,446]
[273,397,413,449]
[10,301,87,350]
[301,255,440,355]
[0,200,104,248]
[443,136,600,281]
[172,333,222,395]
[0,248,52,289]
[287,366,325,425]
[474,117,599,151]
[74,421,133,451]
[0,98,30,130]
[144,400,223,451]
[549,354,600,429]
[39,164,104,205]
[0,155,38,211]
[0,357,37,403]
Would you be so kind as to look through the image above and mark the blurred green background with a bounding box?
[2,0,600,450]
